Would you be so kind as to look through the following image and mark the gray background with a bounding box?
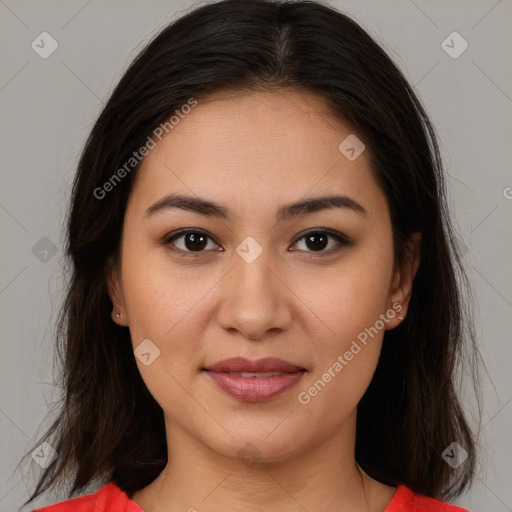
[1,0,511,510]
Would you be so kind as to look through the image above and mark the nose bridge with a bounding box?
[216,238,292,338]
[231,237,280,304]
[239,250,275,293]
[231,232,278,293]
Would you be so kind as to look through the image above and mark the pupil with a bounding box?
[306,233,327,251]
[186,233,207,251]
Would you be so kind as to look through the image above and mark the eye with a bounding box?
[163,228,352,256]
[290,229,352,255]
[164,229,221,255]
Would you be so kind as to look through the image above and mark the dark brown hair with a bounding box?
[20,0,482,508]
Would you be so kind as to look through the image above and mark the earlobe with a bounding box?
[106,260,128,326]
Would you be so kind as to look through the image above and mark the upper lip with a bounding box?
[205,357,305,373]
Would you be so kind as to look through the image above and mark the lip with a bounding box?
[203,357,306,402]
[205,357,304,373]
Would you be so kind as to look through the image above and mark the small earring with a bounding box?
[114,311,122,318]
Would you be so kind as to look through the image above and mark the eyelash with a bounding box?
[162,228,353,257]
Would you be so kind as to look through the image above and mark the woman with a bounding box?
[21,0,481,510]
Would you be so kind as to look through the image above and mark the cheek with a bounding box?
[293,240,393,413]
[123,264,206,352]
[121,262,209,415]
[301,247,394,357]
[121,230,201,319]
[294,269,390,433]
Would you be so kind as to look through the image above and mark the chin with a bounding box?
[203,428,307,466]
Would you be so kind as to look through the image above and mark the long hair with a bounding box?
[20,0,482,507]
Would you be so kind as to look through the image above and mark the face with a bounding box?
[108,88,420,462]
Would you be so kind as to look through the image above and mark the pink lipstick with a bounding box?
[204,357,306,401]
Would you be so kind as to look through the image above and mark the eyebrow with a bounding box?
[145,193,368,221]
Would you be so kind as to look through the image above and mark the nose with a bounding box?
[216,251,293,341]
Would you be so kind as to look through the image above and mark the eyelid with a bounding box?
[291,227,352,246]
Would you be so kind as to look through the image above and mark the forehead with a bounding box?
[128,89,387,222]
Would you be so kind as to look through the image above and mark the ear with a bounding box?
[385,232,422,330]
[106,257,129,327]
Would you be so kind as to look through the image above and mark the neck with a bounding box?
[131,411,395,512]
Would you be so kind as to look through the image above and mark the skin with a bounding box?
[108,88,421,512]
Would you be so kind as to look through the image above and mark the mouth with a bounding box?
[202,357,307,401]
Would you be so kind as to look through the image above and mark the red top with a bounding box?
[32,481,470,511]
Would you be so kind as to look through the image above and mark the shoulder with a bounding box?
[385,484,471,512]
[31,482,143,512]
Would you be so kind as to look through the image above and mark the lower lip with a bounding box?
[205,371,305,401]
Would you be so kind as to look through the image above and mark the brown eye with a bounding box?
[165,230,220,254]
[291,230,352,254]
